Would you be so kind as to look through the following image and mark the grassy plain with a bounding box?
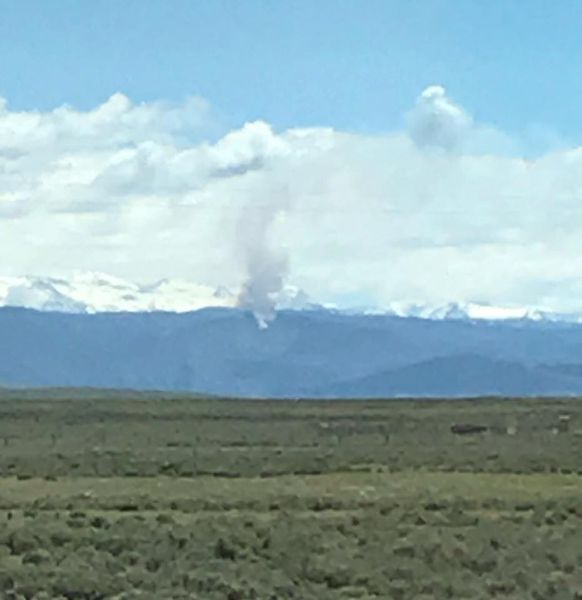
[0,391,581,598]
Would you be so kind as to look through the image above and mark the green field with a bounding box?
[0,391,582,599]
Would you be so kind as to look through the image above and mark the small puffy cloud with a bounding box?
[209,121,290,176]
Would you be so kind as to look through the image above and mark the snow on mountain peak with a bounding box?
[0,272,579,323]
[2,278,88,314]
[0,273,316,316]
[382,301,556,322]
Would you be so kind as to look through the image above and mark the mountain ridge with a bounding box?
[2,305,582,397]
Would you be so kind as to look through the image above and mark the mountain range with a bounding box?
[0,272,579,323]
[2,275,582,397]
[0,273,321,316]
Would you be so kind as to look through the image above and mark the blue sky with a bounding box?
[1,0,581,139]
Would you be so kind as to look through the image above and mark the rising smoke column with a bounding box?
[236,186,290,329]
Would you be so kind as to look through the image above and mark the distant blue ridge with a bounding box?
[2,306,582,397]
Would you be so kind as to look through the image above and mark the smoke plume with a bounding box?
[236,186,290,329]
[406,85,472,152]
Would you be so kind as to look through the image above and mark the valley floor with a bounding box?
[0,391,581,599]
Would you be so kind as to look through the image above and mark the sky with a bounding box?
[2,1,582,313]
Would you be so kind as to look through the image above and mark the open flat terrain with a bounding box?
[0,391,582,598]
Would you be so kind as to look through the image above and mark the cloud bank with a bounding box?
[2,87,582,314]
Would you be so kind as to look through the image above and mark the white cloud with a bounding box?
[2,87,582,313]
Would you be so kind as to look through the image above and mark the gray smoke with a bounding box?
[236,187,290,329]
[406,85,472,152]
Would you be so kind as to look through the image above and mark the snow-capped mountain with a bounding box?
[0,272,581,323]
[0,273,230,313]
[0,273,317,315]
[323,300,581,323]
[380,301,554,322]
